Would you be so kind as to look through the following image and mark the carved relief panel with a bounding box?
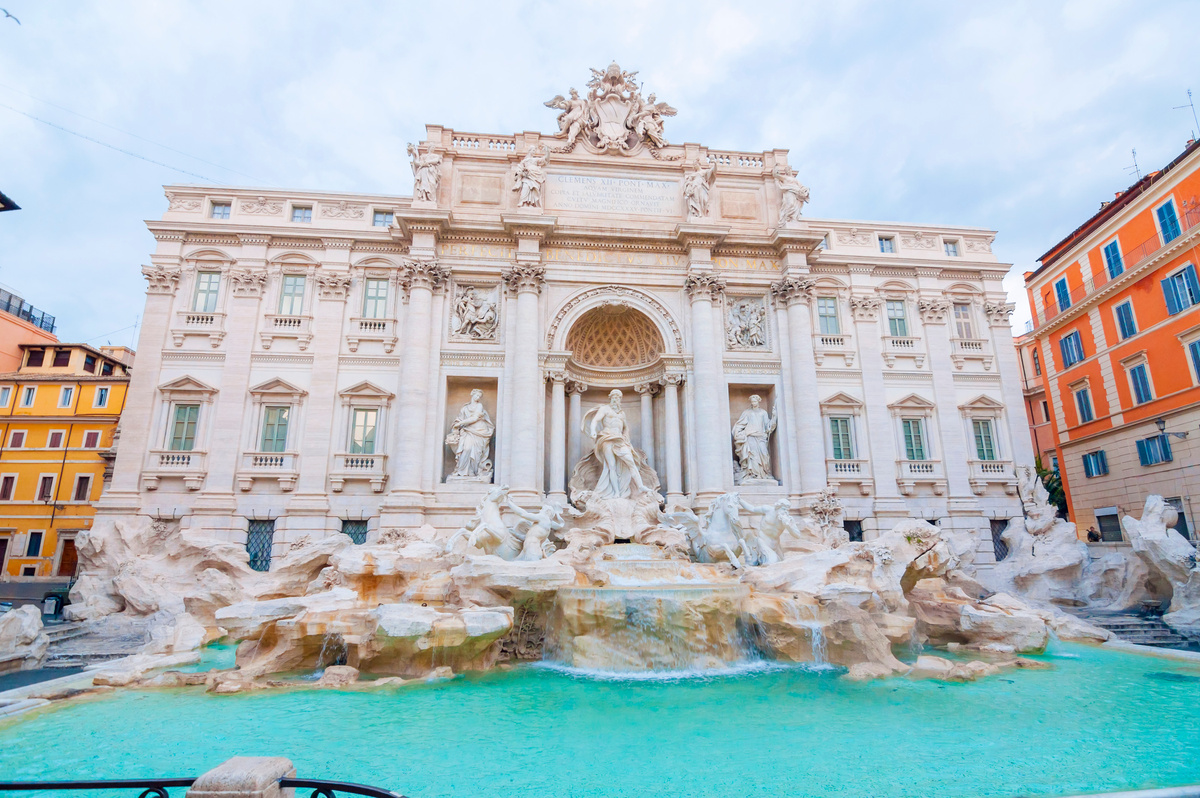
[725,296,769,351]
[449,284,501,341]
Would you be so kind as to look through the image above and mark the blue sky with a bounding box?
[2,0,1199,344]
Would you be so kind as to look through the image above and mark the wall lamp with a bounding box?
[1155,417,1189,440]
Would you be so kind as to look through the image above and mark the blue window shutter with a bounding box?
[1159,202,1182,243]
[1055,279,1071,311]
[1136,438,1149,466]
[1189,340,1200,380]
[1162,436,1173,462]
[1098,450,1108,474]
[1163,277,1183,314]
[1083,455,1093,478]
[1185,265,1200,306]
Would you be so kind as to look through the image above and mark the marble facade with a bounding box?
[98,64,1031,567]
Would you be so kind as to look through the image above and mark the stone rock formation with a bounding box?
[0,605,50,671]
[1122,495,1200,636]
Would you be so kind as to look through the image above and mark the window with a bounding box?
[342,520,369,544]
[26,349,44,368]
[210,202,231,220]
[1051,454,1059,472]
[193,271,221,312]
[1136,435,1172,466]
[1190,339,1200,385]
[246,519,275,572]
[47,431,64,448]
[844,520,864,543]
[1059,330,1085,368]
[829,417,854,460]
[1103,240,1124,279]
[1129,363,1153,404]
[372,211,393,227]
[1165,497,1191,540]
[94,387,109,408]
[1157,200,1182,243]
[1162,264,1200,314]
[83,431,101,448]
[886,300,908,337]
[101,362,113,377]
[52,349,71,367]
[73,475,92,502]
[362,279,388,319]
[1082,451,1109,478]
[350,408,378,454]
[59,386,74,407]
[26,532,42,557]
[0,476,14,500]
[0,386,9,406]
[1032,349,1041,375]
[972,419,997,461]
[953,303,974,339]
[1096,510,1122,542]
[944,240,959,257]
[901,418,927,460]
[816,297,840,334]
[1041,400,1050,422]
[1074,387,1094,423]
[991,519,1010,562]
[83,355,97,373]
[8,431,24,448]
[279,275,306,315]
[260,406,290,452]
[1115,301,1137,340]
[1054,278,1071,312]
[878,236,895,254]
[37,476,54,501]
[169,404,200,451]
[291,206,312,223]
[816,235,829,251]
[20,566,34,577]
[21,386,35,407]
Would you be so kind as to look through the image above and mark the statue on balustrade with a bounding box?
[732,395,778,484]
[511,144,548,209]
[445,389,495,481]
[408,143,443,204]
[772,164,810,225]
[683,158,716,219]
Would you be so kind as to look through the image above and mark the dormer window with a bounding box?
[210,203,231,220]
[879,236,896,254]
[292,206,313,223]
[26,349,44,368]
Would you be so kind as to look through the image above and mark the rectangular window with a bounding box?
[1054,277,1071,312]
[953,303,974,339]
[8,431,24,448]
[1136,435,1173,466]
[1190,339,1200,384]
[1103,240,1124,279]
[1097,511,1122,542]
[972,419,997,461]
[1041,400,1049,422]
[1166,497,1191,540]
[886,300,908,337]
[0,386,9,406]
[350,408,378,454]
[193,271,221,312]
[26,349,44,368]
[83,355,97,373]
[1115,301,1137,339]
[37,476,54,502]
[246,519,275,572]
[169,404,200,451]
[59,387,74,407]
[101,363,113,376]
[1032,349,1041,375]
[944,241,959,257]
[73,475,92,502]
[1157,200,1182,243]
[816,297,840,335]
[260,406,290,453]
[94,387,110,408]
[372,211,393,227]
[26,531,42,557]
[83,431,101,448]
[0,475,14,500]
[1162,264,1200,314]
[52,349,71,367]
[902,418,927,461]
[210,202,231,220]
[21,386,35,406]
[47,431,64,448]
[879,236,895,254]
[844,520,864,543]
[362,279,388,319]
[342,520,370,544]
[1059,330,1084,368]
[829,417,854,460]
[1082,450,1109,478]
[1074,387,1094,423]
[279,275,306,315]
[1129,363,1153,404]
[291,206,312,223]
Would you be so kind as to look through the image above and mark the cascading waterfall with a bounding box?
[314,631,348,673]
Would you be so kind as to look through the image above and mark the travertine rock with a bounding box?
[1122,495,1200,635]
[0,605,49,671]
[316,665,360,687]
[450,556,578,606]
[983,516,1088,605]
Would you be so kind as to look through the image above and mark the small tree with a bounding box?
[1034,455,1068,519]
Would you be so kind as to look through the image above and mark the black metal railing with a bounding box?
[0,776,405,797]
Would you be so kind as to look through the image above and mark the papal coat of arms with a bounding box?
[544,62,677,155]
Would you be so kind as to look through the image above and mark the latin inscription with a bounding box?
[545,173,680,216]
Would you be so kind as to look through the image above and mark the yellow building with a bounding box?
[0,343,132,580]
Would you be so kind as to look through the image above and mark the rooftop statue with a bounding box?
[407,143,443,204]
[683,158,716,219]
[511,144,548,209]
[544,62,676,154]
[773,164,811,225]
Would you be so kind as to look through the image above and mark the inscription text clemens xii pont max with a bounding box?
[545,173,679,216]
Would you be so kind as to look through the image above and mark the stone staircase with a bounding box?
[1086,614,1199,650]
[42,619,149,669]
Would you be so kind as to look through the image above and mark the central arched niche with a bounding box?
[565,304,664,370]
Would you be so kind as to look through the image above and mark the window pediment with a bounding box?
[820,391,864,411]
[249,378,308,399]
[888,393,935,411]
[339,380,394,406]
[158,376,217,396]
[958,394,1005,412]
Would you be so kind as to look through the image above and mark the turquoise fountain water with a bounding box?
[2,643,1199,798]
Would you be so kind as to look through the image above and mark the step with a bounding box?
[43,624,87,643]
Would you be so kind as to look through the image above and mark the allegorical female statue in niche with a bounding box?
[446,389,495,480]
[732,394,778,482]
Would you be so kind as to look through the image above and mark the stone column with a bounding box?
[684,271,728,501]
[772,276,826,496]
[661,374,684,504]
[567,380,585,481]
[547,371,567,504]
[919,297,974,499]
[851,293,905,524]
[504,262,546,502]
[986,300,1036,466]
[635,382,657,470]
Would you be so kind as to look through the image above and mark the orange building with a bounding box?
[1024,139,1200,542]
[1014,330,1061,472]
[0,285,58,373]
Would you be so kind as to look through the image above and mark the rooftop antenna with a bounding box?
[1173,88,1200,140]
[1125,148,1142,181]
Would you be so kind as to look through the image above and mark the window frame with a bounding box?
[1162,263,1200,314]
[0,386,9,407]
[372,210,393,228]
[8,430,25,448]
[828,416,856,461]
[291,205,313,224]
[83,430,101,448]
[168,403,201,452]
[943,240,960,257]
[816,296,841,335]
[72,474,92,502]
[278,274,307,316]
[58,386,74,408]
[972,418,998,461]
[1102,238,1124,279]
[1059,330,1085,368]
[1082,450,1109,478]
[193,270,222,313]
[1073,385,1094,424]
[885,299,908,337]
[209,202,232,220]
[93,386,110,409]
[901,417,928,461]
[1114,300,1138,340]
[1185,332,1200,386]
[1127,361,1154,405]
[1155,197,1183,244]
[46,430,66,449]
[1054,277,1071,312]
[349,407,379,455]
[260,405,291,453]
[1137,434,1173,466]
[36,474,55,502]
[1031,349,1041,376]
[0,474,15,501]
[362,278,389,319]
[878,236,896,254]
[952,302,975,340]
[20,386,35,407]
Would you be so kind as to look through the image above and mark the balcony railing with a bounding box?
[1034,207,1200,328]
[949,338,994,371]
[261,314,314,350]
[330,452,389,493]
[895,459,946,496]
[346,316,398,353]
[813,332,855,366]
[968,459,1017,495]
[0,285,55,333]
[237,452,298,492]
[171,310,226,347]
[827,458,872,495]
[143,449,207,491]
[881,336,925,368]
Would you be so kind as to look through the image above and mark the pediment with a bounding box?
[820,391,863,409]
[249,378,308,398]
[158,375,217,395]
[959,394,1006,411]
[888,393,935,410]
[339,380,394,400]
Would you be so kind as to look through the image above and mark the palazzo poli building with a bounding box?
[99,65,1031,563]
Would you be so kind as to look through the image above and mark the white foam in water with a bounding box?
[532,659,834,682]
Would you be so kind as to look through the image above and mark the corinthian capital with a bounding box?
[984,301,1015,326]
[401,258,451,293]
[503,263,546,294]
[315,272,353,300]
[141,265,181,295]
[769,276,815,307]
[848,293,881,321]
[917,298,951,324]
[684,270,726,301]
